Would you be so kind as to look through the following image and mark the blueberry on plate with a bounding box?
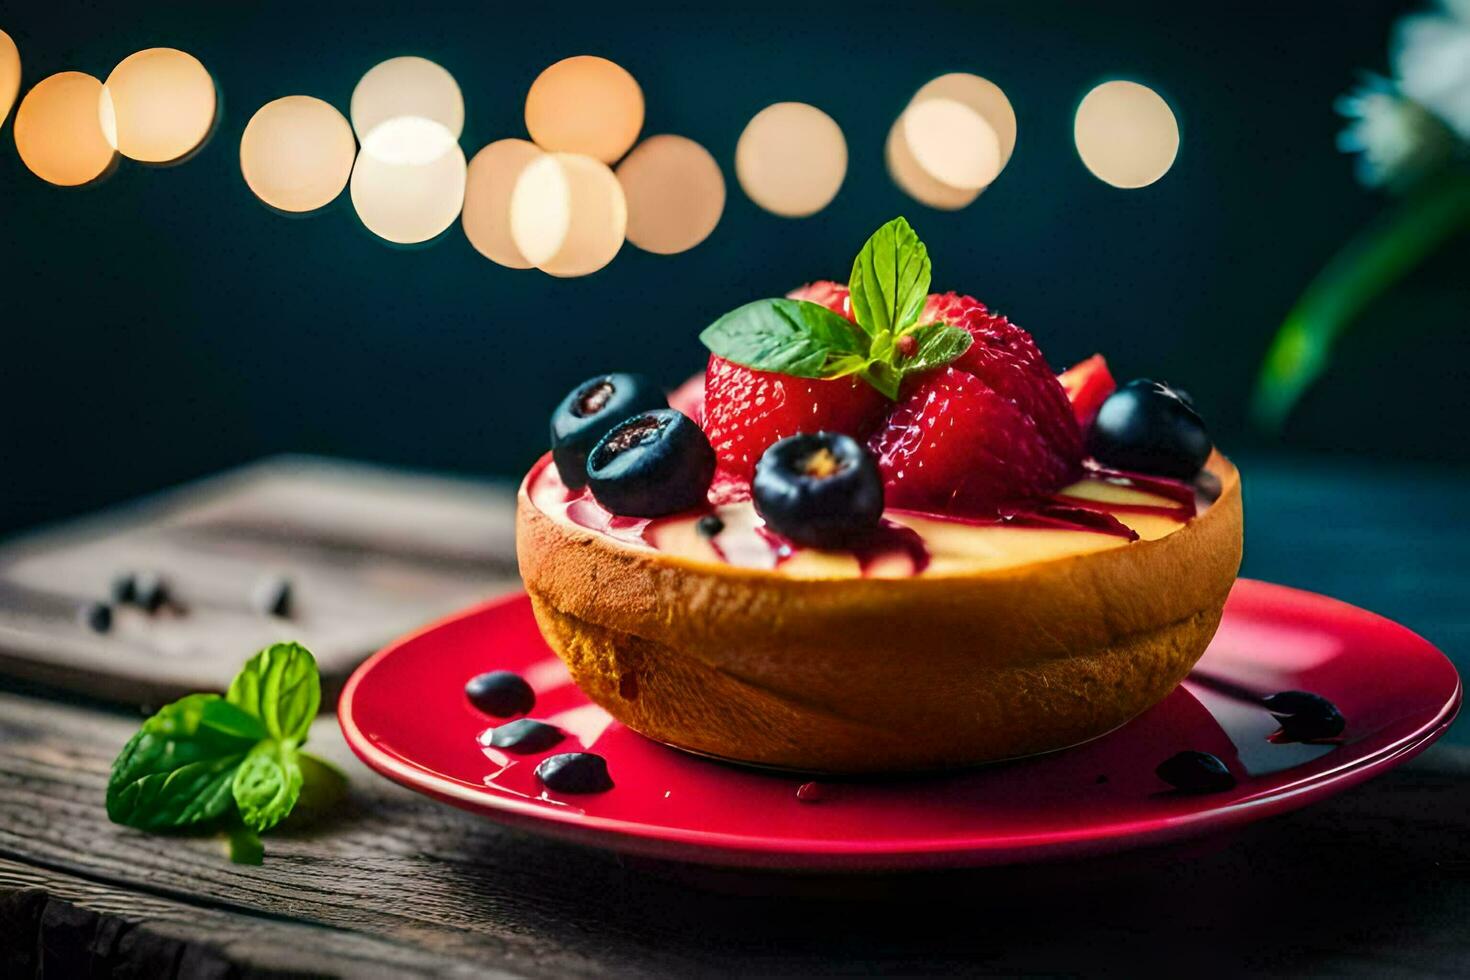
[1262,690,1345,741]
[1155,750,1236,794]
[465,670,535,718]
[1088,379,1212,479]
[535,752,614,793]
[586,409,715,517]
[551,373,667,489]
[487,718,565,754]
[753,432,884,548]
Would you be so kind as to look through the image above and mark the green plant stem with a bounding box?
[1252,172,1470,432]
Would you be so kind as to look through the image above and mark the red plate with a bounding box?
[339,580,1460,870]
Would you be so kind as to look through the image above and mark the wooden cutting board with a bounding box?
[0,456,522,708]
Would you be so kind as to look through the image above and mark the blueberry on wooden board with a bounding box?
[487,719,564,754]
[80,602,112,633]
[535,753,613,793]
[465,671,535,718]
[1263,690,1345,741]
[1155,751,1236,794]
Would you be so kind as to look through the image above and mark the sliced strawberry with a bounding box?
[1057,354,1116,430]
[703,354,886,486]
[869,366,1080,514]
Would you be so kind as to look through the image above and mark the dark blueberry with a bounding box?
[795,781,827,803]
[752,432,884,548]
[696,514,725,538]
[535,752,613,793]
[252,575,293,618]
[487,718,565,754]
[110,572,137,605]
[1088,379,1212,479]
[80,601,112,633]
[1263,690,1345,741]
[1156,751,1236,794]
[586,409,715,517]
[134,573,170,614]
[465,670,535,717]
[551,373,667,489]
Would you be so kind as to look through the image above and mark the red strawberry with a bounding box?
[1057,354,1116,430]
[788,280,854,321]
[869,367,1080,514]
[667,371,706,425]
[703,354,885,487]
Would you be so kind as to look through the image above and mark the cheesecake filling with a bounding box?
[530,459,1209,579]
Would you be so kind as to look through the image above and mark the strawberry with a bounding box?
[1057,354,1116,430]
[788,280,854,321]
[667,372,706,425]
[703,354,885,486]
[868,366,1080,514]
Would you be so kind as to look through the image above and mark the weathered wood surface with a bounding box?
[2,690,1469,978]
[0,457,520,707]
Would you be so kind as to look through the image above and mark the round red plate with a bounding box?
[339,580,1460,870]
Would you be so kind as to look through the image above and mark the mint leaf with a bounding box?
[899,323,973,375]
[106,695,266,831]
[228,642,320,744]
[227,823,264,865]
[859,361,903,400]
[233,739,304,833]
[848,217,930,337]
[700,298,867,378]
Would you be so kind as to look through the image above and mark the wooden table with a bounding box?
[2,455,1467,977]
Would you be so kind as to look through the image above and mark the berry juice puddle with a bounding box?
[528,454,1213,579]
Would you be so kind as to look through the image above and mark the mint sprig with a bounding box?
[106,641,332,862]
[699,217,972,399]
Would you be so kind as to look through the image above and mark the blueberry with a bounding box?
[252,575,293,618]
[586,409,715,517]
[465,670,535,717]
[752,432,884,548]
[535,752,613,793]
[134,573,170,614]
[80,602,112,633]
[487,718,565,754]
[1263,690,1345,741]
[1088,379,1212,479]
[110,572,137,605]
[1156,750,1236,794]
[551,373,667,489]
[696,514,725,538]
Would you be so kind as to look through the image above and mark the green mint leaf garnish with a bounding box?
[899,323,974,374]
[699,298,868,377]
[106,695,265,831]
[227,641,321,744]
[233,738,304,833]
[107,642,332,863]
[848,216,931,337]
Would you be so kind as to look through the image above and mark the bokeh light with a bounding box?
[14,71,116,186]
[911,73,1017,167]
[350,56,464,145]
[524,56,643,164]
[735,102,846,218]
[1074,80,1180,188]
[240,96,357,213]
[0,30,19,128]
[902,97,1000,191]
[100,48,215,163]
[351,119,467,244]
[885,117,981,211]
[510,152,627,277]
[616,134,725,254]
[462,138,545,269]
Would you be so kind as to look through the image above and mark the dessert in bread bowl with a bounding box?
[517,218,1242,773]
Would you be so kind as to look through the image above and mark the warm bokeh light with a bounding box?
[13,71,116,186]
[1074,80,1180,188]
[462,138,545,269]
[100,48,215,163]
[510,152,627,277]
[240,96,357,213]
[351,119,467,244]
[0,30,19,128]
[902,97,1000,191]
[735,102,846,218]
[616,134,725,255]
[524,56,643,164]
[350,56,464,145]
[885,117,980,211]
[911,73,1017,167]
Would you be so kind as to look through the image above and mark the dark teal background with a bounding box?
[2,0,1466,535]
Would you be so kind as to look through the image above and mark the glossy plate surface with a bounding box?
[340,580,1460,870]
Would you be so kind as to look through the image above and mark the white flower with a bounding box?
[1336,74,1455,189]
[1394,1,1470,139]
